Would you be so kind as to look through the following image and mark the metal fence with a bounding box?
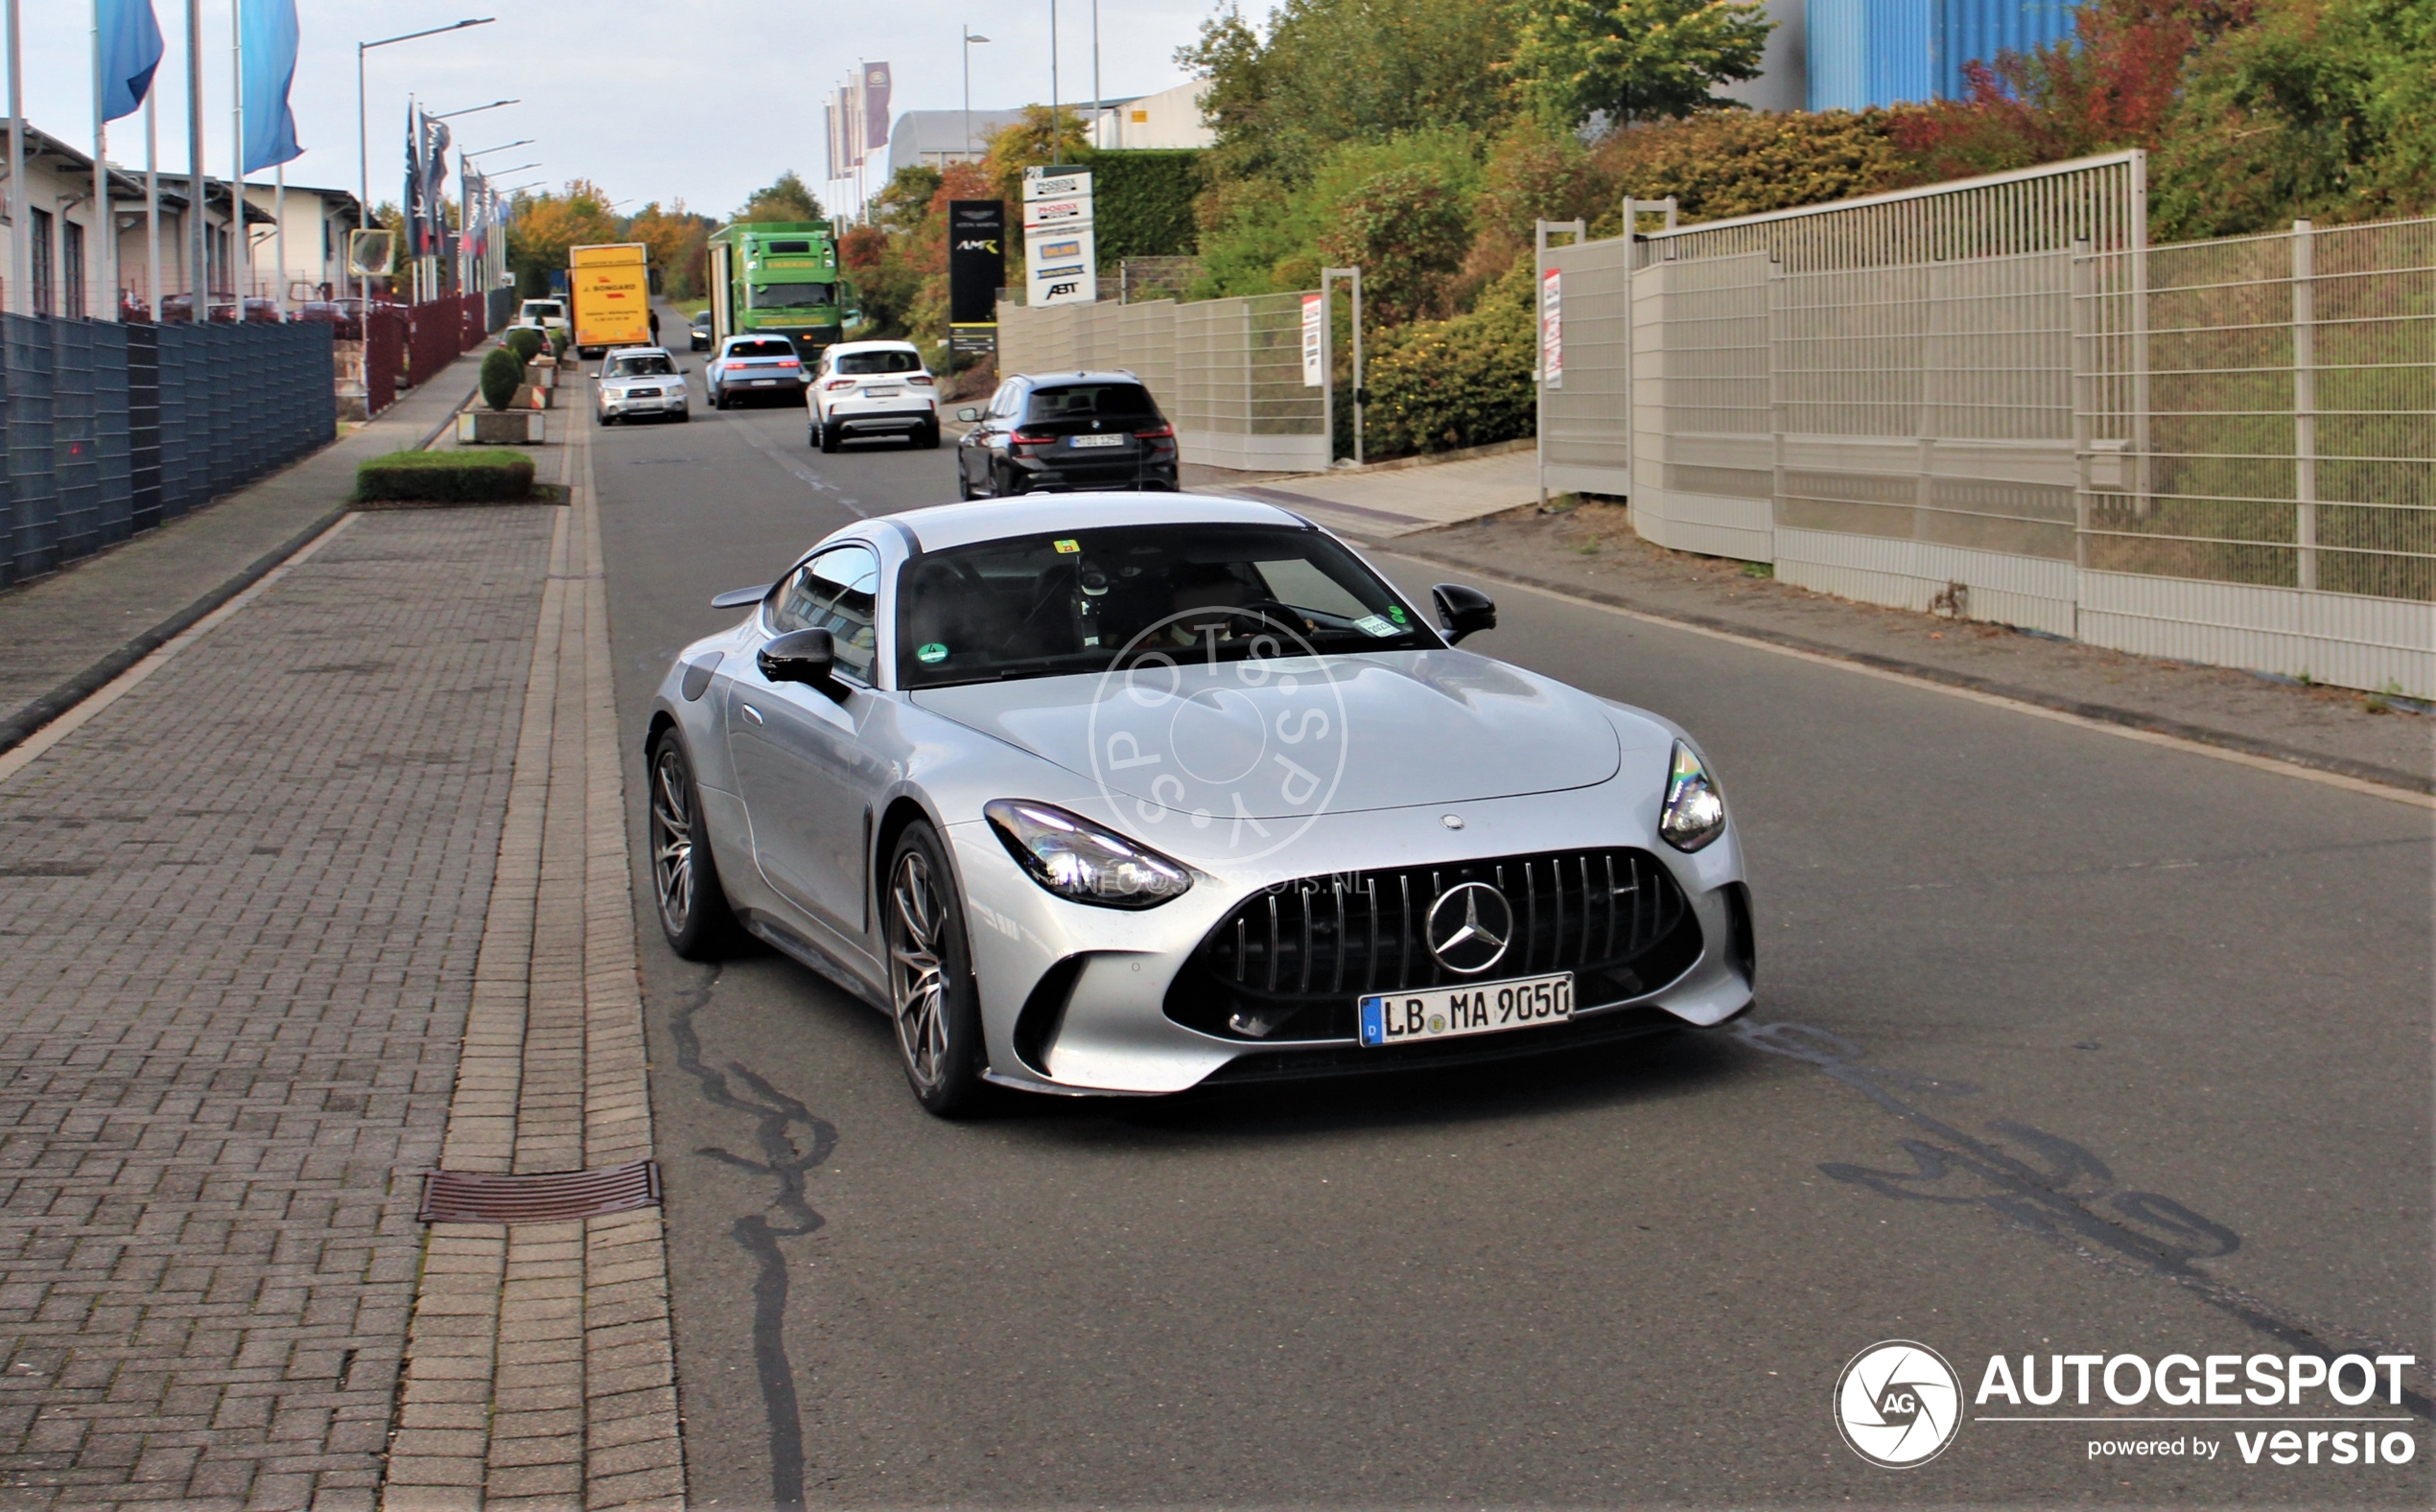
[1545,149,2433,695]
[996,291,1325,472]
[1,314,335,587]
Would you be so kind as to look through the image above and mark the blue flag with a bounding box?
[239,0,301,172]
[98,0,165,122]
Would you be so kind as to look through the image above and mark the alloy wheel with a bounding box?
[649,746,695,934]
[888,849,950,1092]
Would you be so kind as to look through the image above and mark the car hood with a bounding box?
[911,648,1625,820]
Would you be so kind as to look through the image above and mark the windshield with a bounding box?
[726,339,797,360]
[691,311,712,325]
[750,282,832,310]
[606,353,675,377]
[898,523,1435,688]
[835,350,922,375]
[1023,383,1159,423]
[523,301,562,317]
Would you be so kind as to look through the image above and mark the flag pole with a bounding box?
[274,161,285,317]
[186,0,202,311]
[6,0,24,315]
[146,89,158,319]
[230,0,244,305]
[95,0,114,318]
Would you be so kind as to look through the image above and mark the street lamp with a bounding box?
[359,18,494,303]
[463,139,534,159]
[431,98,518,121]
[483,164,539,180]
[963,30,990,162]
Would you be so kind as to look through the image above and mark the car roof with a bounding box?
[880,494,1309,552]
[721,334,794,346]
[604,345,671,358]
[828,339,920,355]
[1011,369,1145,387]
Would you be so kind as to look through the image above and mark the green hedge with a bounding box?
[1078,148,1206,263]
[356,449,535,503]
[1356,262,1536,459]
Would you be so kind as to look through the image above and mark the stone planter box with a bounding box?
[511,383,553,410]
[457,409,545,445]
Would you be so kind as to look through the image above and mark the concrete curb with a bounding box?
[0,381,479,759]
[1384,540,2436,799]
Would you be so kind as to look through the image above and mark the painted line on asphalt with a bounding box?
[1374,549,2436,812]
[0,513,363,790]
[723,407,870,515]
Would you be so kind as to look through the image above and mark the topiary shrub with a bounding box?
[480,346,526,411]
[356,449,535,503]
[504,326,545,362]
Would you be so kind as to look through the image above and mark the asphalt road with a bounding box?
[590,337,2432,1508]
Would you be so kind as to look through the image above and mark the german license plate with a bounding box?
[1070,433,1125,448]
[1358,972,1573,1048]
[749,378,778,386]
[863,385,902,397]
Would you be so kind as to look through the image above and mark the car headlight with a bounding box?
[984,799,1192,909]
[1658,739,1726,852]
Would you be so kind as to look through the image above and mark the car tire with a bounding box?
[956,467,975,501]
[818,419,840,454]
[883,823,992,1118]
[647,732,744,961]
[917,420,941,450]
[673,408,690,424]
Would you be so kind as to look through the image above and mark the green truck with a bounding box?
[705,221,856,353]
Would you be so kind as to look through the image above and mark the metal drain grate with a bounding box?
[418,1160,662,1223]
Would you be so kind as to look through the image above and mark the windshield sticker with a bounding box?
[1054,539,1082,554]
[1352,615,1399,638]
[917,642,949,663]
[1386,605,1409,624]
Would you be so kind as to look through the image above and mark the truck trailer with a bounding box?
[706,221,855,354]
[569,243,652,359]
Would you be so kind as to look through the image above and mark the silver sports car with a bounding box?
[645,495,1753,1115]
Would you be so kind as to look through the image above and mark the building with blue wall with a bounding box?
[1807,0,2079,110]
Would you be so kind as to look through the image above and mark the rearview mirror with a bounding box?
[1431,583,1497,644]
[758,628,836,690]
[955,407,980,423]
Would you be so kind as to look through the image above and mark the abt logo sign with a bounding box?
[1836,1341,1964,1468]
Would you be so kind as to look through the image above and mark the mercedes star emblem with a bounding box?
[1425,882,1513,975]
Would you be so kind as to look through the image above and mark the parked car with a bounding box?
[644,494,1752,1115]
[809,340,939,452]
[954,371,1180,497]
[688,310,713,351]
[293,299,365,338]
[594,346,690,425]
[705,335,806,409]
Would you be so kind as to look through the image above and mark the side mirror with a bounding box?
[758,627,836,689]
[955,407,980,423]
[1431,583,1497,644]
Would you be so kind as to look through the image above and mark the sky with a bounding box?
[17,0,1222,218]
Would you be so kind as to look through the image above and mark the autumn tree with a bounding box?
[507,179,621,296]
[737,171,826,223]
[1507,0,1775,127]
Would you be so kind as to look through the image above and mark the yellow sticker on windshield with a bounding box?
[1054,539,1081,554]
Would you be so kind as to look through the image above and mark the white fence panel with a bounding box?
[1542,236,1634,497]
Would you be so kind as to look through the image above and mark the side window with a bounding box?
[989,383,1020,419]
[767,545,881,683]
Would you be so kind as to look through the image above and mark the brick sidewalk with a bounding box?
[0,416,681,1510]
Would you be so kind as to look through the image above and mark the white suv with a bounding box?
[809,340,939,452]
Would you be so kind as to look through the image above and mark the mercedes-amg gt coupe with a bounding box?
[644,494,1753,1115]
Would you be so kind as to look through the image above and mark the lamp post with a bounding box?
[962,30,990,163]
[358,17,494,306]
[1048,0,1058,149]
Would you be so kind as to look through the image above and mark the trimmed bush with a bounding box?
[480,347,527,411]
[1355,259,1535,459]
[1078,148,1206,262]
[357,449,535,503]
[504,326,546,362]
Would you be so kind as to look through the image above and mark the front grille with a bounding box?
[1165,849,1700,1043]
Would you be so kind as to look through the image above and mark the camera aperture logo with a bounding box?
[1837,1340,1963,1468]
